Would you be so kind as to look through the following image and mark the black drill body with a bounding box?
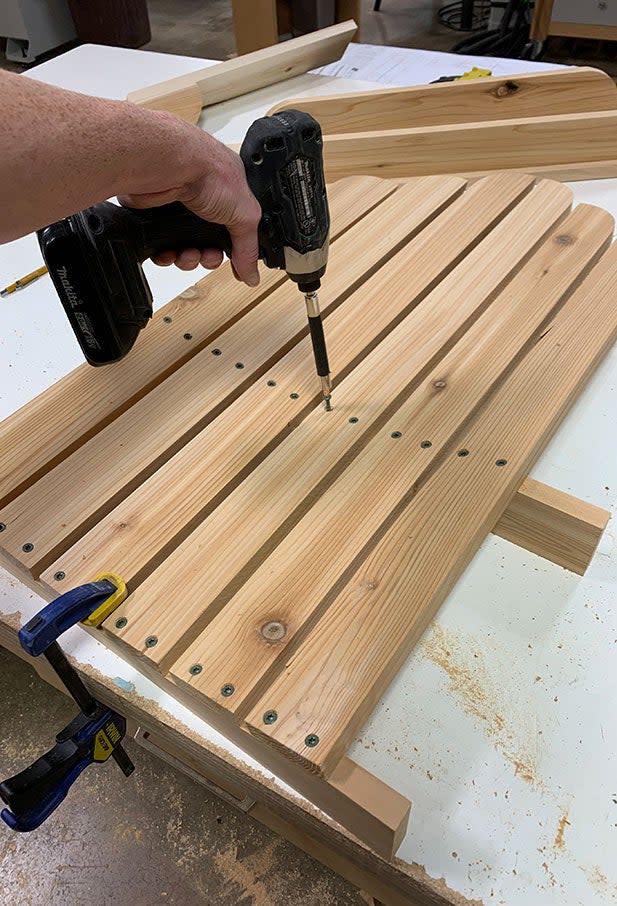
[37,109,331,399]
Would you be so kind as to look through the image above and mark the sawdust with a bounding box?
[212,838,280,906]
[421,623,540,787]
[113,820,144,843]
[554,809,570,850]
[581,864,617,896]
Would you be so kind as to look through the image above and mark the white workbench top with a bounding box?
[1,41,616,906]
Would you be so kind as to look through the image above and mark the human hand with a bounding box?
[118,124,261,287]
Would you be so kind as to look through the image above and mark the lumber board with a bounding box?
[241,239,617,775]
[3,177,466,579]
[320,111,617,181]
[50,173,557,664]
[530,0,554,40]
[268,67,617,133]
[232,0,279,55]
[168,200,610,720]
[0,176,392,514]
[126,21,357,124]
[493,477,610,575]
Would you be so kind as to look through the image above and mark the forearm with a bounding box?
[0,69,212,242]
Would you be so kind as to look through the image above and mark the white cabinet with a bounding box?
[0,0,76,63]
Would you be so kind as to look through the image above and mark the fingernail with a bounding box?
[246,273,260,288]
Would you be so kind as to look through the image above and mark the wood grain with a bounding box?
[268,67,617,133]
[321,112,617,181]
[127,21,357,124]
[243,238,617,775]
[169,200,608,719]
[493,477,610,575]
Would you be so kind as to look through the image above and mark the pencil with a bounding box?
[1,265,48,297]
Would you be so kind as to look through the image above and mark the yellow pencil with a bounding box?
[1,265,48,297]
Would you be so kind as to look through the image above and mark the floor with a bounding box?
[1,1,616,904]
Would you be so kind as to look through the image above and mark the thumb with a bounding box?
[118,188,184,209]
[229,221,260,288]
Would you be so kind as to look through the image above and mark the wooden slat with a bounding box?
[493,477,611,575]
[530,0,554,40]
[88,176,570,670]
[0,176,390,512]
[168,201,609,719]
[3,178,465,578]
[34,176,478,587]
[232,0,279,55]
[127,21,357,124]
[241,239,617,776]
[268,67,617,133]
[321,111,617,181]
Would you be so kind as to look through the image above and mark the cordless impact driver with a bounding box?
[37,109,333,409]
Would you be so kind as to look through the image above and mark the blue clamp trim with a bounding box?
[0,758,90,832]
[18,580,117,657]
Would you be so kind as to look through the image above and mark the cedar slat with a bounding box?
[86,176,567,669]
[0,176,392,509]
[168,202,610,718]
[242,239,617,775]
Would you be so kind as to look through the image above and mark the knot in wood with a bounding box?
[493,80,519,99]
[433,379,447,390]
[261,620,287,641]
[555,234,575,246]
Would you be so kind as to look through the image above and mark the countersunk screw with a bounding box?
[457,449,470,457]
[0,523,5,532]
[221,683,235,697]
[183,333,193,340]
[305,734,320,748]
[22,542,34,553]
[235,362,245,369]
[290,392,299,400]
[189,664,202,675]
[391,431,402,439]
[495,458,508,467]
[349,417,359,424]
[163,316,172,324]
[115,617,128,630]
[211,348,222,356]
[267,380,277,387]
[263,710,278,725]
[54,571,66,582]
[420,440,432,448]
[145,636,158,648]
[261,621,286,641]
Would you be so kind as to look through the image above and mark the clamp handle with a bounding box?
[19,580,117,657]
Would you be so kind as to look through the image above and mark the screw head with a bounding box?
[115,617,128,630]
[183,333,193,341]
[22,542,34,553]
[495,458,508,467]
[290,392,299,400]
[261,620,286,641]
[267,380,277,387]
[235,362,244,369]
[189,664,202,676]
[305,734,320,748]
[145,636,158,648]
[391,431,402,439]
[349,417,359,424]
[221,683,235,697]
[420,440,432,448]
[457,449,470,457]
[211,348,222,356]
[163,316,172,324]
[263,710,278,725]
[54,571,66,582]
[0,523,5,532]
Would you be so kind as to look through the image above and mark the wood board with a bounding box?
[0,174,614,797]
[268,66,617,133]
[126,20,356,124]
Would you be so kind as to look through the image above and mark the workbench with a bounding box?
[1,41,616,906]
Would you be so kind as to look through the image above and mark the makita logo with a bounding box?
[75,312,101,351]
[56,266,81,310]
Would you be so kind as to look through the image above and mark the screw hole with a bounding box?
[115,617,127,630]
[495,458,508,467]
[0,523,5,532]
[54,571,65,582]
[391,431,402,439]
[183,333,192,340]
[349,417,359,424]
[267,380,277,387]
[145,636,158,649]
[290,392,299,400]
[420,440,432,448]
[457,449,470,457]
[221,683,235,697]
[235,362,245,369]
[22,542,34,553]
[263,710,278,725]
[211,348,222,356]
[189,664,202,676]
[163,316,172,324]
[305,734,320,747]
